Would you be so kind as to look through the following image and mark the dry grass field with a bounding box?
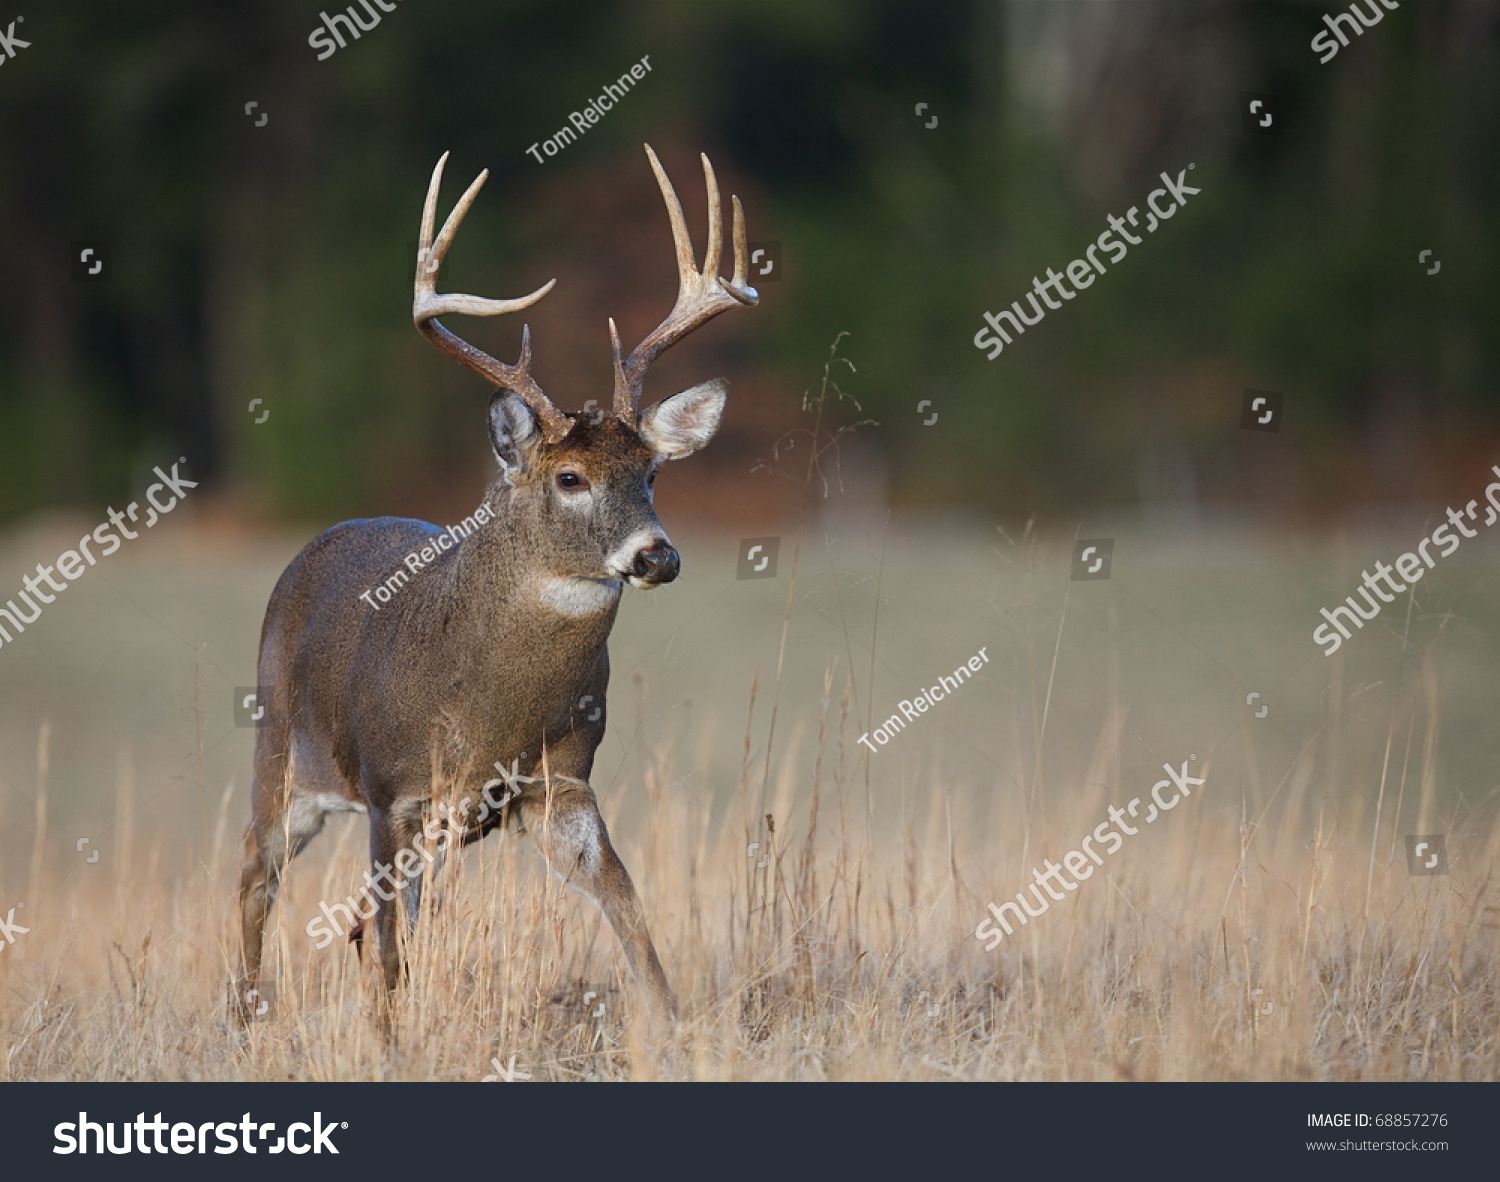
[1,498,1498,1081]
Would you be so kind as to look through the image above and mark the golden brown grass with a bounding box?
[3,347,1498,1079]
[2,597,1498,1081]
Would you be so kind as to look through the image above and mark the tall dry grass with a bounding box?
[3,502,1499,1082]
[2,342,1498,1081]
[1,645,1497,1082]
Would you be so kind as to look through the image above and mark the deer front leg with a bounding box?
[367,804,425,1014]
[517,778,678,1022]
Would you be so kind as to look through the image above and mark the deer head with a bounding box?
[412,145,758,591]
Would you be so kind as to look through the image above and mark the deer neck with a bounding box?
[455,482,624,628]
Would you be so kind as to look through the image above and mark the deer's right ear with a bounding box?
[489,391,540,476]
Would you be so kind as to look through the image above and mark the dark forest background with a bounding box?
[1,0,1496,529]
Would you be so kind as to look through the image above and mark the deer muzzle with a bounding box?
[629,541,680,587]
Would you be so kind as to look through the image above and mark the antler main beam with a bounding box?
[413,151,571,443]
[611,145,759,420]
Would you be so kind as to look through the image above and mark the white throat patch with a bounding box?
[538,576,622,617]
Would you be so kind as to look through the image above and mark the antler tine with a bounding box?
[413,152,570,442]
[700,153,723,287]
[417,151,447,270]
[609,318,630,418]
[644,144,698,290]
[613,144,760,420]
[730,195,748,291]
[424,166,489,287]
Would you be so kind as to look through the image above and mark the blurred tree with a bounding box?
[0,0,1494,526]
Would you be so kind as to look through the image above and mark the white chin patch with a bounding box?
[539,576,622,617]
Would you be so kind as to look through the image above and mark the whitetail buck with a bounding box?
[237,144,757,1024]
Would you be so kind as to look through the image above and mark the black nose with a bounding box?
[632,542,680,585]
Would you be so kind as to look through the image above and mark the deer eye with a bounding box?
[556,471,589,491]
[647,469,658,485]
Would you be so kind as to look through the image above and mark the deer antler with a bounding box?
[414,151,572,443]
[611,145,759,420]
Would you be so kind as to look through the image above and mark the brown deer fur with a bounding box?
[236,145,757,1026]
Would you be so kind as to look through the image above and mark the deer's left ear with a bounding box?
[639,378,727,461]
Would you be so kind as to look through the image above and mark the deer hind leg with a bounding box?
[236,785,340,1021]
[518,780,678,1021]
